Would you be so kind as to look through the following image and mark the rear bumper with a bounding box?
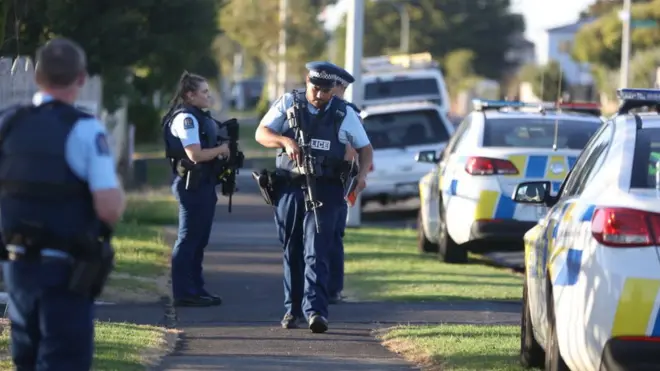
[600,337,660,370]
[469,219,536,242]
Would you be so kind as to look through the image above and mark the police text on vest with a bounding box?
[310,139,331,151]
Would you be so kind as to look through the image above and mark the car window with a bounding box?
[363,109,449,150]
[364,77,441,103]
[630,127,660,188]
[445,115,471,156]
[560,123,613,197]
[483,117,601,149]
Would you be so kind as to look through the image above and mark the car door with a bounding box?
[438,114,472,201]
[529,122,613,343]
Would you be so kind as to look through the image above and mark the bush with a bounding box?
[128,102,162,144]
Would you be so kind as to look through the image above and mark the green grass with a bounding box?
[344,228,523,302]
[100,192,178,301]
[380,324,533,371]
[0,320,172,371]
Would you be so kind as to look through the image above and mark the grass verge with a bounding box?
[0,319,177,371]
[100,191,178,303]
[344,228,523,302]
[380,324,531,371]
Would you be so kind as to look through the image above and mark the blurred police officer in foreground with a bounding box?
[162,72,230,307]
[255,61,373,333]
[0,37,125,370]
[328,65,360,305]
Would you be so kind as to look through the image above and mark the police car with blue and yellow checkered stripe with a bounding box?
[415,99,603,263]
[515,89,660,371]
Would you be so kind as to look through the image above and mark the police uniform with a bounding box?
[0,92,118,370]
[310,63,360,305]
[260,62,371,332]
[163,104,222,306]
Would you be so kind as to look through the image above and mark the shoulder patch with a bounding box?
[95,132,110,156]
[183,117,195,129]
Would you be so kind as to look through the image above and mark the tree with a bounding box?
[579,0,647,19]
[0,0,220,112]
[443,49,481,98]
[573,0,660,69]
[333,0,524,81]
[518,61,569,101]
[219,0,327,80]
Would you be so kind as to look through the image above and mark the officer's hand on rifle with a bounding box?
[217,143,230,159]
[283,137,302,165]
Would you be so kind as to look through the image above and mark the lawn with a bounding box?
[380,324,533,371]
[344,228,523,302]
[99,191,178,303]
[0,319,176,371]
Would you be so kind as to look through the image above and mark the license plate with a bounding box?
[396,183,418,195]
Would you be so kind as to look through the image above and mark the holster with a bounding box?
[68,234,115,299]
[175,158,202,190]
[252,169,279,206]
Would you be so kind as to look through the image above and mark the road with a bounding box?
[156,174,521,370]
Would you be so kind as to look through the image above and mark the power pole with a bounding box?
[277,0,289,97]
[345,0,365,228]
[619,0,632,89]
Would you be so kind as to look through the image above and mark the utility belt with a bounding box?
[171,157,225,190]
[0,226,115,299]
[251,168,347,206]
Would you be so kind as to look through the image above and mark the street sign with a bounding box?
[632,19,658,29]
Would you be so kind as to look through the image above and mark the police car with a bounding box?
[360,101,454,207]
[515,89,660,371]
[361,52,450,111]
[415,99,603,263]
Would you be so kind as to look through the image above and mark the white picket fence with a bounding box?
[0,56,127,167]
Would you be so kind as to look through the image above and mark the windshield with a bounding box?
[363,109,450,149]
[483,118,601,149]
[364,77,441,103]
[631,128,660,188]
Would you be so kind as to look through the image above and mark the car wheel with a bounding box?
[417,210,439,254]
[520,278,545,368]
[437,206,467,263]
[545,287,570,371]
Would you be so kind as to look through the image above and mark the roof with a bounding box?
[546,17,596,34]
[361,101,441,116]
[482,110,603,122]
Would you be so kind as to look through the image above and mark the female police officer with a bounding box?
[255,62,373,333]
[163,72,229,307]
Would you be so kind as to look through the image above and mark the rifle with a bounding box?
[288,91,323,233]
[215,118,245,213]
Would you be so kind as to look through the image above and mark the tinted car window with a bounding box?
[631,128,660,188]
[363,109,449,149]
[364,78,441,103]
[483,118,601,149]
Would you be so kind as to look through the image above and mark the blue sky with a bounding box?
[323,0,597,62]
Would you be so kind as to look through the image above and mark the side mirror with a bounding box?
[512,181,551,204]
[415,150,438,164]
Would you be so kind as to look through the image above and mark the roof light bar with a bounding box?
[362,52,439,73]
[617,88,660,114]
[472,99,553,112]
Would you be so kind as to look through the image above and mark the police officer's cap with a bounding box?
[306,61,352,88]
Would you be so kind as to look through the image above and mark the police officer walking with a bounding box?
[0,37,125,370]
[255,62,373,333]
[162,71,229,307]
[327,64,361,305]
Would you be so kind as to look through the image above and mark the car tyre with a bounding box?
[437,206,467,263]
[546,286,570,371]
[417,210,439,254]
[520,278,544,368]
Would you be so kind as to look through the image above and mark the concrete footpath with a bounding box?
[155,179,520,370]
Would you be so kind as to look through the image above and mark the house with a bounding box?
[542,18,596,86]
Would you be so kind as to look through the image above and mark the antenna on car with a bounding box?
[552,67,563,152]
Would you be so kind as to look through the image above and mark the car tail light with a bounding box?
[465,156,519,176]
[591,207,660,247]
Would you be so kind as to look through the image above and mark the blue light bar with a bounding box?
[617,88,660,102]
[472,99,553,112]
[617,89,660,115]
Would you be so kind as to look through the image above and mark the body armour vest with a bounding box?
[162,105,218,178]
[277,92,348,179]
[0,101,99,241]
